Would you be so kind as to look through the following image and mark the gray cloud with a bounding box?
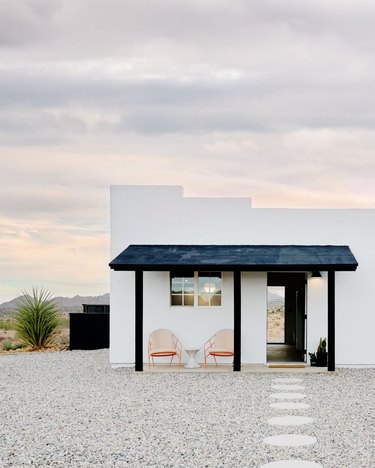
[0,0,375,302]
[0,0,375,140]
[0,0,62,47]
[0,109,86,145]
[1,1,374,60]
[1,70,375,140]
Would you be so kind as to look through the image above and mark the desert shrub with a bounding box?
[2,340,25,351]
[14,288,59,349]
[12,343,25,350]
[0,319,16,330]
[2,339,13,351]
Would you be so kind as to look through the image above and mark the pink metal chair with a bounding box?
[204,329,234,367]
[148,329,182,368]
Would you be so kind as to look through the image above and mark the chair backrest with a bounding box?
[212,328,234,352]
[212,329,234,352]
[150,329,175,350]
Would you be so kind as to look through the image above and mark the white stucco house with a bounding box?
[109,185,375,371]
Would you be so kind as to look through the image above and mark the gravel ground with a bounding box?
[0,350,374,468]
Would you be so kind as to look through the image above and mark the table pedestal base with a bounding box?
[184,349,200,369]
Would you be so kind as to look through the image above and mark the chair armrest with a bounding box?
[204,336,215,355]
[173,335,182,356]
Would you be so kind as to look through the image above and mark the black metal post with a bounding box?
[328,270,335,372]
[135,270,143,371]
[233,270,241,371]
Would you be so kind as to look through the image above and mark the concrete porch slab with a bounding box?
[142,364,328,373]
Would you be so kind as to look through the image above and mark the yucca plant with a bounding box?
[14,288,59,349]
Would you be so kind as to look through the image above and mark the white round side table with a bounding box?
[184,349,200,368]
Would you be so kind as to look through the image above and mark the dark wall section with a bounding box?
[69,313,109,350]
[83,304,110,314]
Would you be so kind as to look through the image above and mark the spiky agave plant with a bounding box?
[15,288,59,349]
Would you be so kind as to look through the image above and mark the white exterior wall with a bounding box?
[143,271,234,365]
[241,273,267,364]
[110,185,375,367]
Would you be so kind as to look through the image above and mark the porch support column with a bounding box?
[233,270,241,371]
[327,270,335,372]
[135,269,143,372]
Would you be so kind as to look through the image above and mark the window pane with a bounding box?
[184,294,194,306]
[183,279,195,293]
[198,275,211,294]
[198,272,222,306]
[210,273,222,294]
[198,294,209,306]
[198,273,221,294]
[171,278,183,294]
[171,273,195,306]
[210,294,221,306]
[171,295,183,306]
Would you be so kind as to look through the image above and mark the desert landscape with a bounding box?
[267,304,285,343]
[267,287,285,343]
[0,293,109,353]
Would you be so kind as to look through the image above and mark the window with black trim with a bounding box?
[198,272,222,306]
[170,271,222,307]
[170,271,194,306]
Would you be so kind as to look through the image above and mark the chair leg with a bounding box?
[148,353,150,369]
[214,355,218,367]
[152,356,155,367]
[204,353,207,368]
[170,355,174,366]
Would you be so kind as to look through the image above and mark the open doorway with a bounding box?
[267,286,285,344]
[267,273,306,363]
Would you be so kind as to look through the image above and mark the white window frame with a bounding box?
[170,271,195,307]
[197,271,222,307]
[170,271,222,307]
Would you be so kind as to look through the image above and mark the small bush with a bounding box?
[2,339,13,351]
[2,340,25,351]
[14,288,60,349]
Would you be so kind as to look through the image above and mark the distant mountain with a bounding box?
[267,291,284,303]
[54,293,110,308]
[0,293,110,316]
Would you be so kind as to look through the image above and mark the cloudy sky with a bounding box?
[1,0,375,302]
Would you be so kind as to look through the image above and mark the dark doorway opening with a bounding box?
[267,285,285,343]
[267,273,306,363]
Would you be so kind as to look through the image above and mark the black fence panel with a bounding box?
[82,304,109,314]
[69,313,109,350]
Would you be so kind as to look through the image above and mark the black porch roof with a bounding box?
[109,244,358,272]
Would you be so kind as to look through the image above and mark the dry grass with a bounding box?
[267,307,285,342]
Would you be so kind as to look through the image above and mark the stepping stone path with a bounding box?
[270,402,310,410]
[273,378,304,383]
[267,416,314,427]
[271,385,305,391]
[260,376,323,467]
[260,460,323,467]
[270,392,307,400]
[263,434,317,447]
